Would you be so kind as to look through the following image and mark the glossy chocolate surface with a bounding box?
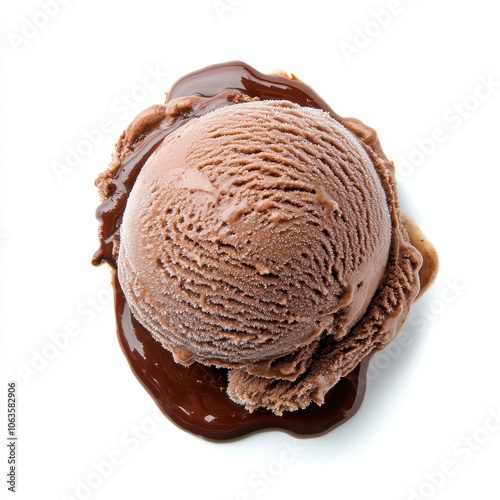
[114,269,369,440]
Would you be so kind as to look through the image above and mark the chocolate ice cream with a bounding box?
[93,62,437,437]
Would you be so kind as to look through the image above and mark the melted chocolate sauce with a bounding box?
[93,61,372,440]
[114,270,369,440]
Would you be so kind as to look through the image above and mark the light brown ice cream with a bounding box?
[116,98,422,414]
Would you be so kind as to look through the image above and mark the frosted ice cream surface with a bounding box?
[94,61,437,432]
[119,101,392,364]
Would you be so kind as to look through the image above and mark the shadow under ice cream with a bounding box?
[93,61,437,440]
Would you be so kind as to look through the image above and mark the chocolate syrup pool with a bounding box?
[92,62,379,440]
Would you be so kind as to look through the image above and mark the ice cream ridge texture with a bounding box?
[93,61,437,437]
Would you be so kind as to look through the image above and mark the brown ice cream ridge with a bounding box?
[93,61,438,439]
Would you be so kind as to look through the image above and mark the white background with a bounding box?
[1,1,499,499]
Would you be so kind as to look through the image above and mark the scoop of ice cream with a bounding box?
[118,99,391,378]
[105,67,425,415]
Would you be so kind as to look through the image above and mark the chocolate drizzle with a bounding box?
[93,61,375,440]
